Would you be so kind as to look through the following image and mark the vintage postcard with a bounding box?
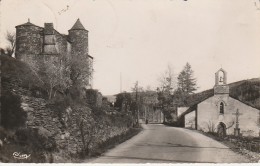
[0,0,259,164]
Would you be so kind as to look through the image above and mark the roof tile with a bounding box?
[69,18,87,31]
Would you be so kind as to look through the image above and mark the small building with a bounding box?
[182,69,260,137]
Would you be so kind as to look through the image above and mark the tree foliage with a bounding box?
[1,92,27,129]
[177,62,197,95]
[4,31,16,57]
[230,80,260,107]
[0,31,16,57]
[114,92,133,112]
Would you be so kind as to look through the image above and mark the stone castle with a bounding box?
[15,18,93,88]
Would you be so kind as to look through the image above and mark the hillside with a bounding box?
[0,55,136,162]
[1,55,42,91]
[182,78,260,110]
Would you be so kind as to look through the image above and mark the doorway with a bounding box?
[217,122,226,137]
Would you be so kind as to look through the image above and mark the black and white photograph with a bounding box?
[0,0,260,163]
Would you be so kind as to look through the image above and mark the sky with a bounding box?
[1,0,260,95]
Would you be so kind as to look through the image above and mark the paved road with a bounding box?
[89,124,249,163]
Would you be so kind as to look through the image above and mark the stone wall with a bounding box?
[54,30,71,57]
[69,29,88,57]
[214,85,230,94]
[2,75,130,158]
[15,25,43,60]
[2,77,67,149]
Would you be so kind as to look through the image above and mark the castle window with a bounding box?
[220,102,224,114]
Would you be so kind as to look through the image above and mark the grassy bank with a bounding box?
[80,127,142,162]
[197,131,260,163]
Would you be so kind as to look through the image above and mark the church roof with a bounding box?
[69,19,87,31]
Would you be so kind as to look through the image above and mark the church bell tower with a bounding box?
[214,68,229,95]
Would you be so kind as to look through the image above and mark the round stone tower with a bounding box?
[68,18,88,58]
[15,19,43,60]
[68,19,91,87]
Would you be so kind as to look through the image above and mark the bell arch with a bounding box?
[215,68,227,86]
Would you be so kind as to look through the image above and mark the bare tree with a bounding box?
[158,65,176,94]
[206,121,216,133]
[76,116,99,156]
[226,118,235,129]
[131,81,144,126]
[5,31,16,57]
[157,65,177,122]
[25,55,72,99]
[42,57,72,99]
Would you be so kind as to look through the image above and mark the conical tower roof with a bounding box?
[69,18,87,31]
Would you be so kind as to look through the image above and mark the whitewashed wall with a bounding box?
[197,94,260,137]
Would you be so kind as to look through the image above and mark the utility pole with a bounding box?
[120,72,122,93]
[135,81,139,126]
[145,105,147,124]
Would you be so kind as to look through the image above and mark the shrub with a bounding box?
[0,126,16,142]
[47,96,71,128]
[15,128,57,152]
[1,92,27,129]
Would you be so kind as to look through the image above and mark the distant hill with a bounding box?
[229,78,260,109]
[104,95,116,103]
[180,78,260,110]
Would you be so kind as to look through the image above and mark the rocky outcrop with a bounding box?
[2,78,130,157]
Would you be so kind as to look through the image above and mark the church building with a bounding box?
[183,69,260,137]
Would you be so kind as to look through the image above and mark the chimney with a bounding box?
[44,23,54,35]
[43,23,57,54]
